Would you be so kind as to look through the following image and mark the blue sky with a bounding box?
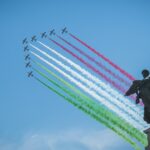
[0,0,150,149]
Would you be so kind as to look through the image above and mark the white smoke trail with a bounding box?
[37,41,143,116]
[30,44,146,128]
[37,42,145,117]
[30,50,145,130]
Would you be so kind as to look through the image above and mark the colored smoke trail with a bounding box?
[23,30,148,150]
[31,50,143,130]
[57,35,130,86]
[30,51,147,144]
[48,38,129,95]
[32,63,147,146]
[34,78,142,150]
[37,41,144,118]
[30,44,146,129]
[69,33,135,81]
[46,39,142,105]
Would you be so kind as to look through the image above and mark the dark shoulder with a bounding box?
[141,78,150,87]
[131,80,142,89]
[133,80,142,85]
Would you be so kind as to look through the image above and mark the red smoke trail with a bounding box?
[69,33,135,81]
[48,37,127,95]
[57,35,130,86]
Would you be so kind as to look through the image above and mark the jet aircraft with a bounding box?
[31,36,37,42]
[62,27,68,34]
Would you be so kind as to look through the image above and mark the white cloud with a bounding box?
[0,129,132,150]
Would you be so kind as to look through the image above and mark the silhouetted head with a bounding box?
[142,69,150,79]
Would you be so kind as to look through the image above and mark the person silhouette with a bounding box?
[140,69,150,124]
[125,69,150,150]
[125,69,150,123]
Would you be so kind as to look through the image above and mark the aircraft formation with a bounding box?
[22,27,150,150]
[22,27,68,78]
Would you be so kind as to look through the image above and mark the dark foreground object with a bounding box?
[125,79,150,124]
[144,108,150,124]
[144,128,150,150]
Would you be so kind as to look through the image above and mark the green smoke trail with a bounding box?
[32,60,147,146]
[34,76,142,150]
[33,68,146,145]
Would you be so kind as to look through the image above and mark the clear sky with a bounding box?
[0,0,150,150]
